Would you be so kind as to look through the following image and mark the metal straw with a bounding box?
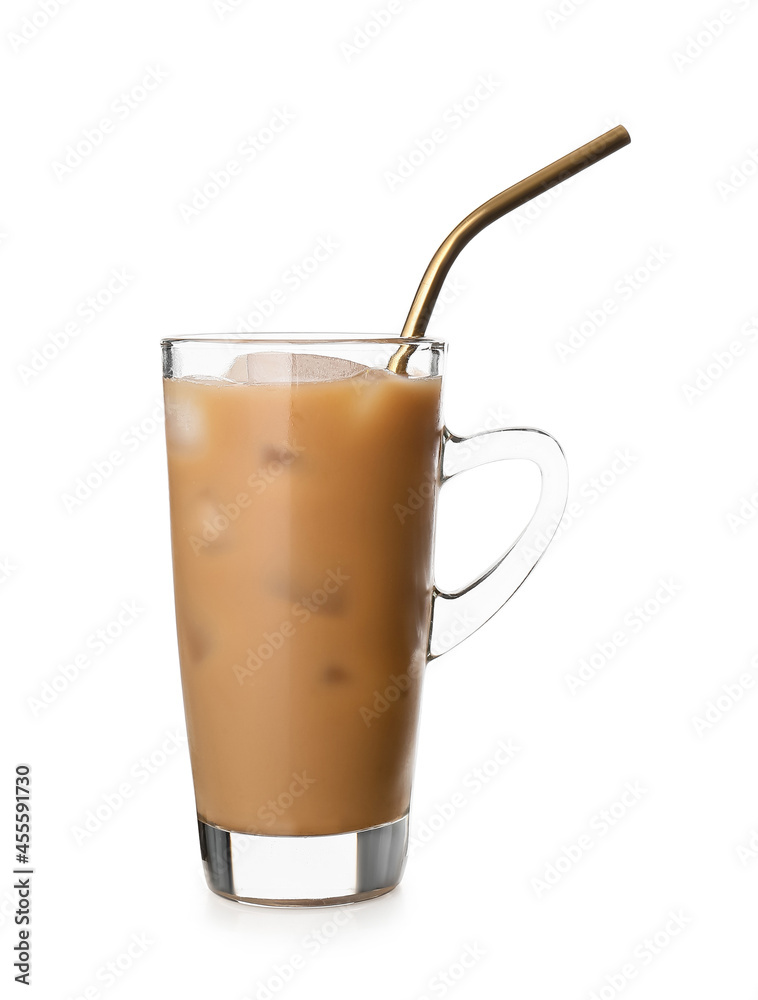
[389,125,631,373]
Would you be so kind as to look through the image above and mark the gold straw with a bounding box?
[389,125,631,373]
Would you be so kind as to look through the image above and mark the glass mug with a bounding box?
[162,336,568,906]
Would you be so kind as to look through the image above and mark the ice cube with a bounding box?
[225,352,368,384]
[179,616,214,664]
[225,352,291,384]
[164,391,206,454]
[265,571,346,613]
[321,664,350,685]
[188,495,235,551]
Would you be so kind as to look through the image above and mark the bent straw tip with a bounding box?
[607,124,632,148]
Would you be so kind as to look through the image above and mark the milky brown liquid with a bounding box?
[164,365,442,836]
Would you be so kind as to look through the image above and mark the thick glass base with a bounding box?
[198,814,409,907]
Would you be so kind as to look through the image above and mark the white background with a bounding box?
[3,0,758,997]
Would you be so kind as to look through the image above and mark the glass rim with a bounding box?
[161,333,446,348]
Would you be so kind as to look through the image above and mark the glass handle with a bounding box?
[428,426,569,659]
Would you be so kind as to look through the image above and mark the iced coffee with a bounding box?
[164,353,442,836]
